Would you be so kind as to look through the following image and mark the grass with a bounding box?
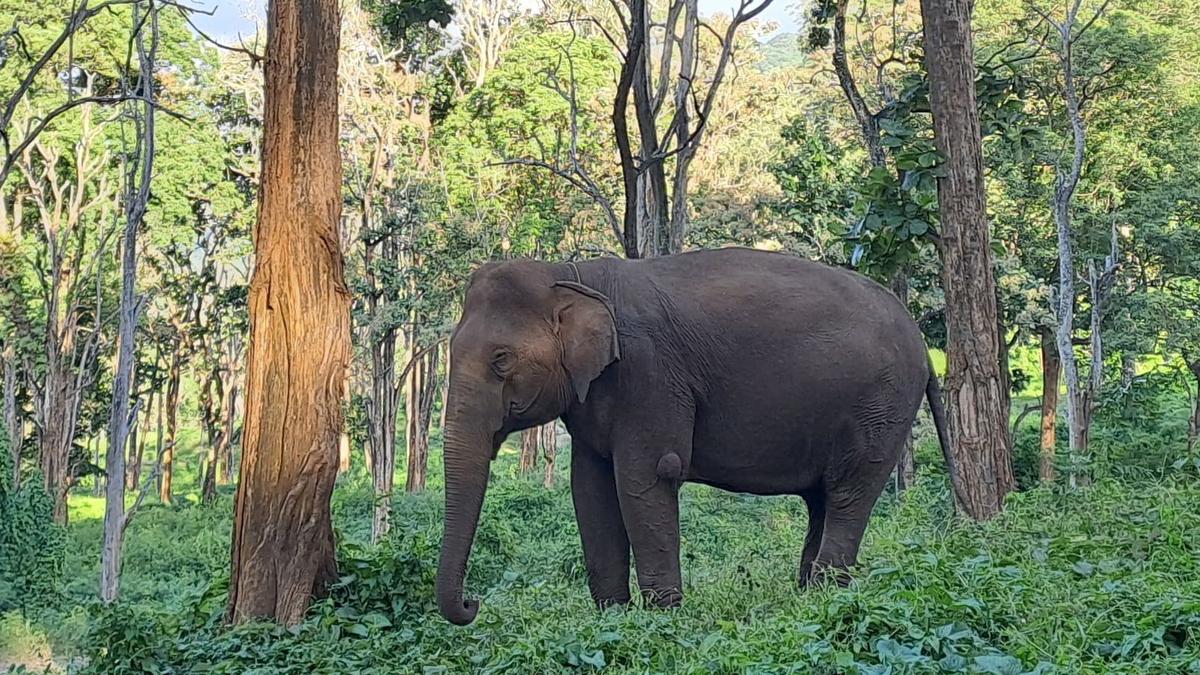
[5,371,1200,673]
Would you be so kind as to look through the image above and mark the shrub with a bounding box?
[0,446,67,612]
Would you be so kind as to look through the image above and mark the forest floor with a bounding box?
[4,429,1200,673]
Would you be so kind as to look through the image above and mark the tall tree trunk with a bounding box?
[890,271,916,492]
[221,374,239,485]
[406,345,439,493]
[125,366,140,490]
[227,0,350,625]
[368,326,398,542]
[919,0,1014,520]
[201,367,227,504]
[519,427,540,475]
[128,386,153,490]
[5,348,21,488]
[92,436,102,497]
[1187,359,1200,455]
[102,5,156,601]
[159,343,181,505]
[541,422,557,488]
[1039,328,1061,482]
[41,363,77,524]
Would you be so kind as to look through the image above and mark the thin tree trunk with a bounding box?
[1187,360,1200,455]
[159,342,181,505]
[201,367,227,504]
[408,343,441,492]
[1039,328,1060,482]
[519,426,540,475]
[221,371,239,485]
[890,271,916,492]
[102,3,156,602]
[125,367,140,491]
[154,374,164,483]
[3,348,18,488]
[227,0,350,625]
[128,385,153,490]
[919,0,1014,520]
[406,344,438,493]
[368,326,398,542]
[92,436,102,497]
[541,422,557,488]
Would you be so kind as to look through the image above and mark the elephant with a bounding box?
[435,247,958,625]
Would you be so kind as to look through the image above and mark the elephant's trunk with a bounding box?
[436,412,491,625]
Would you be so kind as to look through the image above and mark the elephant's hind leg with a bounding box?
[798,490,826,587]
[810,434,900,585]
[571,445,632,608]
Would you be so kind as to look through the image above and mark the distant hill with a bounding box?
[757,32,811,72]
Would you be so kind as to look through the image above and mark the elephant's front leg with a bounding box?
[614,446,685,608]
[571,445,631,607]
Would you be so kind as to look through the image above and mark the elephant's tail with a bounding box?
[926,359,969,511]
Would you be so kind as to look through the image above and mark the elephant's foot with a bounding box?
[592,591,632,610]
[799,562,854,589]
[640,586,683,609]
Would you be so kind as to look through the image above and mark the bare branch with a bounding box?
[168,2,263,64]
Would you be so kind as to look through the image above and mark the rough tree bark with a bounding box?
[919,0,1014,519]
[3,346,19,488]
[1039,327,1061,482]
[1187,358,1200,455]
[519,426,540,475]
[158,341,181,505]
[227,0,351,625]
[1046,1,1117,489]
[202,363,238,505]
[127,382,154,491]
[101,2,156,602]
[541,422,558,488]
[405,344,439,493]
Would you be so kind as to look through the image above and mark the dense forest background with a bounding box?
[2,0,1199,671]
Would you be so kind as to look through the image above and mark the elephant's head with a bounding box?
[436,261,619,625]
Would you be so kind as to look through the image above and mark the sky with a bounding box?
[189,0,804,42]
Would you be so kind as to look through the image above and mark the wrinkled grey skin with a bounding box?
[436,248,952,625]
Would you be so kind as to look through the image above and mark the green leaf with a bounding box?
[973,654,1023,675]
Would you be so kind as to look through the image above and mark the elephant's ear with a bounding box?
[553,281,620,403]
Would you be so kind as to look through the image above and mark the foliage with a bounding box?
[50,448,1200,673]
[0,447,67,611]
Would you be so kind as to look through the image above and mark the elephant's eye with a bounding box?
[490,348,516,378]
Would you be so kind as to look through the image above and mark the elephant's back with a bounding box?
[636,248,924,363]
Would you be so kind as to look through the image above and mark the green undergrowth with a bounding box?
[12,463,1193,674]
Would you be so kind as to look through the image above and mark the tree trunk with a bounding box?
[1039,328,1060,482]
[890,271,916,493]
[128,386,153,490]
[519,426,540,475]
[41,362,77,524]
[159,342,181,505]
[1187,360,1200,455]
[541,422,558,488]
[5,347,20,488]
[919,0,1014,520]
[125,367,140,491]
[92,436,102,497]
[201,366,227,504]
[367,325,398,542]
[406,345,439,493]
[227,0,349,625]
[204,371,238,505]
[102,8,156,601]
[221,376,238,485]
